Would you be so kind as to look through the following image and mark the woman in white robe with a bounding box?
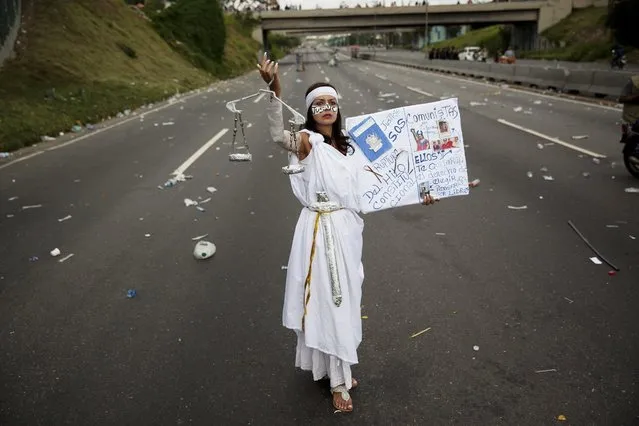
[258,53,437,413]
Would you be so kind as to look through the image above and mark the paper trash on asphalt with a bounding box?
[507,205,528,210]
[192,234,209,241]
[184,198,198,207]
[22,204,43,210]
[58,253,74,263]
[571,135,589,140]
[589,257,603,265]
[543,175,554,181]
[58,215,72,222]
[50,248,61,257]
[206,187,217,194]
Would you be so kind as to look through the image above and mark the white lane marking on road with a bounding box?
[375,61,622,112]
[406,86,434,97]
[172,128,229,176]
[497,119,607,159]
[253,92,266,103]
[0,151,44,171]
[0,88,217,171]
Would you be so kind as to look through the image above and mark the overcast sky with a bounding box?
[282,0,469,10]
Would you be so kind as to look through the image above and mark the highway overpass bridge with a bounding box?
[258,0,573,50]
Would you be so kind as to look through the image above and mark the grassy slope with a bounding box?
[0,1,259,152]
[428,25,503,50]
[520,6,635,62]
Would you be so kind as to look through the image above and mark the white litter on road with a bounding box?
[58,253,74,263]
[507,205,528,210]
[50,248,61,257]
[199,197,212,204]
[22,204,43,210]
[162,122,175,126]
[8,196,18,201]
[184,198,198,207]
[58,215,72,222]
[192,234,209,241]
[543,175,555,181]
[206,187,217,194]
[571,135,589,140]
[589,257,602,265]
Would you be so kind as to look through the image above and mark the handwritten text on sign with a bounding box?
[346,98,469,214]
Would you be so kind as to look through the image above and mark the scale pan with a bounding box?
[229,153,253,162]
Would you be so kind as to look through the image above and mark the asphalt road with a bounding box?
[1,51,638,425]
[370,48,639,72]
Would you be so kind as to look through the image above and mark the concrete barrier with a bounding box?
[371,56,632,99]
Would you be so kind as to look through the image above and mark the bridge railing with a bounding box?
[0,0,21,67]
[368,56,630,98]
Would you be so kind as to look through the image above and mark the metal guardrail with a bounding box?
[368,56,632,99]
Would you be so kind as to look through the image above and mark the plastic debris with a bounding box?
[71,125,82,133]
[281,265,288,270]
[206,186,217,194]
[582,172,590,178]
[624,187,639,193]
[606,224,619,228]
[630,235,636,240]
[192,234,209,241]
[435,232,446,236]
[127,289,137,298]
[144,233,151,238]
[58,215,72,222]
[410,327,431,338]
[199,197,212,204]
[8,196,18,201]
[162,122,175,126]
[526,171,533,178]
[590,257,602,265]
[184,198,198,207]
[473,345,479,351]
[540,166,548,172]
[0,152,11,158]
[468,178,480,188]
[563,297,574,304]
[58,253,74,263]
[22,204,43,210]
[537,143,544,150]
[513,106,523,112]
[41,135,56,142]
[196,206,206,212]
[508,205,528,210]
[542,175,554,181]
[29,256,39,262]
[50,248,61,257]
[469,101,486,106]
[533,100,542,105]
[557,414,567,421]
[193,240,216,260]
[592,158,601,165]
[534,368,557,373]
[571,135,588,140]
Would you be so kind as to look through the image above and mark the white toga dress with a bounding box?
[267,99,365,390]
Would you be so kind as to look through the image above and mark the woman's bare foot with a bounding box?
[332,386,353,412]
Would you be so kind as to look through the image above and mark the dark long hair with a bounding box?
[304,82,353,156]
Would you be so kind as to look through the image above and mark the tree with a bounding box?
[607,0,639,47]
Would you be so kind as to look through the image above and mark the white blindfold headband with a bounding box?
[305,86,339,115]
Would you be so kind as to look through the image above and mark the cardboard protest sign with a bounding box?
[345,98,469,214]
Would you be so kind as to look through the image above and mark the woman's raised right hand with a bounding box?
[258,52,279,86]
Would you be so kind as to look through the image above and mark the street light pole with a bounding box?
[423,1,429,58]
